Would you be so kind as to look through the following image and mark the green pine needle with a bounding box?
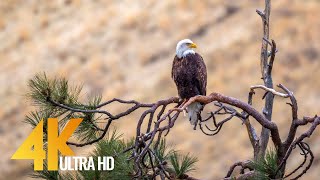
[29,161,60,180]
[73,113,102,142]
[27,73,82,111]
[251,148,280,180]
[153,139,175,163]
[168,151,198,178]
[77,130,134,180]
[87,93,102,108]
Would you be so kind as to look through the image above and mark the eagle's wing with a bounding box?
[172,55,188,98]
[171,55,182,82]
[194,53,207,96]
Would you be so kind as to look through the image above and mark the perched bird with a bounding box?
[172,39,207,128]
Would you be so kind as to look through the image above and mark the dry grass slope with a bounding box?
[0,0,319,179]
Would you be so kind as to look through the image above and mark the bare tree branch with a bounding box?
[250,85,289,98]
[277,116,320,178]
[225,160,253,178]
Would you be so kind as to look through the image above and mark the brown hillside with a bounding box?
[1,0,319,179]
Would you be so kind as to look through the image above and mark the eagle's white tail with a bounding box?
[187,102,203,125]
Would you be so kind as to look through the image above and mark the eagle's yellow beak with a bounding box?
[188,43,197,48]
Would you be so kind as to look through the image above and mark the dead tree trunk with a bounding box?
[258,0,274,160]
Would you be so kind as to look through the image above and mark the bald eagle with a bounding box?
[172,39,207,127]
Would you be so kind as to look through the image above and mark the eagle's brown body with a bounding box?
[171,53,207,99]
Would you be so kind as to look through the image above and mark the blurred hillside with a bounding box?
[1,0,319,179]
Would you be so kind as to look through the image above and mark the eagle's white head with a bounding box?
[176,39,197,58]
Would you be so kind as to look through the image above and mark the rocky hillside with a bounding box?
[1,0,319,179]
